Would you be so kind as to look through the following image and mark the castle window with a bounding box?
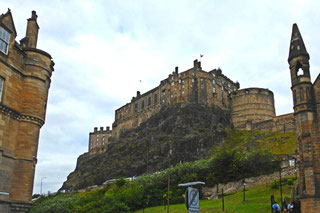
[134,103,138,112]
[212,79,215,84]
[213,87,216,93]
[170,94,173,98]
[171,82,174,86]
[0,27,10,54]
[141,100,144,109]
[182,90,185,94]
[154,94,158,104]
[148,97,151,106]
[179,79,181,83]
[200,78,203,82]
[0,77,4,101]
[182,84,185,89]
[192,79,194,83]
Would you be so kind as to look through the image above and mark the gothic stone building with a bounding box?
[288,24,320,212]
[0,10,54,212]
[88,59,294,153]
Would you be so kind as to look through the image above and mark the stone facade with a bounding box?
[288,24,320,212]
[0,10,54,212]
[88,127,112,154]
[230,88,276,129]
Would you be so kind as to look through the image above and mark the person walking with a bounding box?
[272,201,280,213]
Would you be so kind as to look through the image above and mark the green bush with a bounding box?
[271,180,279,189]
[287,178,294,185]
[31,150,279,212]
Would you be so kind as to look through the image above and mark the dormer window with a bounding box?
[0,27,10,54]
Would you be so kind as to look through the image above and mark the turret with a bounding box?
[288,23,318,200]
[20,11,39,48]
[288,24,313,114]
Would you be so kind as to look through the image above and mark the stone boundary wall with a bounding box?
[202,166,296,200]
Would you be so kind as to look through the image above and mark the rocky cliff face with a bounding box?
[61,104,232,191]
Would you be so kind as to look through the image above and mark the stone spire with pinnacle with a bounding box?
[288,23,309,62]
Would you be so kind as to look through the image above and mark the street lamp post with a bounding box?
[243,180,246,202]
[40,177,46,195]
[279,165,288,213]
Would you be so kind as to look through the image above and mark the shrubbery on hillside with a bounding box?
[31,150,279,212]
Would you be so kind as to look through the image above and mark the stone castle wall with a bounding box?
[88,127,112,154]
[230,88,276,129]
[252,113,295,132]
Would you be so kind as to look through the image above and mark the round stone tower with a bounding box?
[230,88,276,129]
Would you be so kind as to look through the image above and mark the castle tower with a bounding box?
[288,23,320,212]
[0,10,54,212]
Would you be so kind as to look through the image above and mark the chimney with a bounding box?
[137,91,141,97]
[107,126,110,131]
[94,127,98,132]
[198,61,201,69]
[193,59,198,68]
[100,127,104,132]
[175,66,178,74]
[24,11,39,48]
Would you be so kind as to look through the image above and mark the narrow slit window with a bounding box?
[0,77,4,101]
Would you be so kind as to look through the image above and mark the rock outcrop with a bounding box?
[61,103,232,190]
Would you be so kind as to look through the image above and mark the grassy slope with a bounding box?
[214,130,296,155]
[135,180,295,213]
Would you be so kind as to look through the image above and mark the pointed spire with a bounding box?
[288,23,309,62]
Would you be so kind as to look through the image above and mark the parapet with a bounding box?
[230,87,273,98]
[92,126,112,134]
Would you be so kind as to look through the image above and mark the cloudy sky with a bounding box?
[2,0,320,194]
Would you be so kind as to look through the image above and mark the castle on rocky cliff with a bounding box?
[88,60,294,154]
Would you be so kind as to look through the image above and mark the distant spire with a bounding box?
[288,23,309,62]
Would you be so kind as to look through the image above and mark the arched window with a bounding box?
[296,62,304,77]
